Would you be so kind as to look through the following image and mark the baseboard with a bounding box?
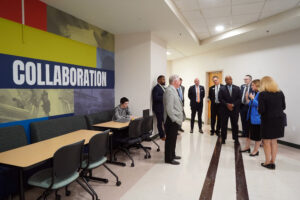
[186,119,300,149]
[278,140,300,149]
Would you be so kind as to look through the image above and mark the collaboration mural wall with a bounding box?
[0,0,115,142]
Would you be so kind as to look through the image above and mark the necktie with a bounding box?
[228,85,232,97]
[242,85,248,104]
[196,86,200,103]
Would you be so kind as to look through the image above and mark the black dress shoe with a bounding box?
[261,163,275,170]
[190,129,193,133]
[174,156,181,160]
[199,129,204,133]
[166,160,180,165]
[179,128,184,132]
[249,151,259,156]
[222,140,226,144]
[210,133,214,136]
[239,148,251,153]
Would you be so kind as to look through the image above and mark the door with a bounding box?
[207,71,222,123]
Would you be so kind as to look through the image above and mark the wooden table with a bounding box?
[93,121,130,130]
[93,121,130,166]
[0,129,102,200]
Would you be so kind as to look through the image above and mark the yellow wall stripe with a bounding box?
[0,17,97,68]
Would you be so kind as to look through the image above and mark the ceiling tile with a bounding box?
[232,14,259,25]
[232,0,265,5]
[173,0,200,11]
[206,16,232,27]
[201,6,231,18]
[198,0,231,8]
[262,0,299,12]
[232,2,264,15]
[182,10,204,21]
[190,22,208,32]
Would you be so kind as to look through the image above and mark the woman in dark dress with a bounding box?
[258,76,286,170]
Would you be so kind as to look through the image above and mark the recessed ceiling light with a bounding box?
[166,51,171,55]
[215,25,225,32]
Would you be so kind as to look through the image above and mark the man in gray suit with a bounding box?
[163,75,184,165]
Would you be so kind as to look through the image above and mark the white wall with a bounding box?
[115,32,167,118]
[169,28,300,145]
[115,32,151,116]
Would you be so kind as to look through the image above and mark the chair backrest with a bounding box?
[30,115,87,143]
[88,130,110,164]
[128,118,143,138]
[142,116,153,134]
[85,110,114,130]
[0,125,27,153]
[53,140,84,181]
[143,109,150,118]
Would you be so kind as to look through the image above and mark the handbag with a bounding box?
[283,112,287,127]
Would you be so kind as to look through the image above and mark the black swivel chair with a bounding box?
[80,130,121,200]
[113,118,144,167]
[27,140,94,200]
[0,125,28,199]
[142,115,160,152]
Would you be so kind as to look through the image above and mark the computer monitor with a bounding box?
[143,109,149,117]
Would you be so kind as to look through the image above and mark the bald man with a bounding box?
[218,76,242,144]
[188,78,205,133]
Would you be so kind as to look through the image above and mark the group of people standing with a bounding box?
[153,74,286,169]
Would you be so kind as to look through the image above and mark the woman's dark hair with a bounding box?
[120,97,129,104]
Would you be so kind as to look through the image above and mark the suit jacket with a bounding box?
[240,84,253,105]
[152,84,165,113]
[188,85,205,108]
[163,85,184,125]
[219,84,241,113]
[208,84,224,104]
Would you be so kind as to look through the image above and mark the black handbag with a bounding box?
[283,112,287,127]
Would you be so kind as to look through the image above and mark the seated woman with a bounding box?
[112,97,132,121]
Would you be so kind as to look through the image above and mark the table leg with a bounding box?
[19,168,25,200]
[107,134,126,167]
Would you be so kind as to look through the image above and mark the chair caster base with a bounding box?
[157,149,160,152]
[116,181,121,186]
[131,163,135,167]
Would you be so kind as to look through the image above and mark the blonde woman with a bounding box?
[258,76,286,170]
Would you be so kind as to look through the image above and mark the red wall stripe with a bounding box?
[24,0,47,31]
[0,0,22,23]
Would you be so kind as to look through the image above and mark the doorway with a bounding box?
[206,71,223,124]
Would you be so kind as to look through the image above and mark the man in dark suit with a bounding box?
[188,78,205,133]
[219,76,241,144]
[208,76,223,136]
[152,75,166,140]
[240,75,252,137]
[177,78,185,132]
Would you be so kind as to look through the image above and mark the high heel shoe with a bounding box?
[249,151,259,156]
[261,163,275,170]
[239,148,250,153]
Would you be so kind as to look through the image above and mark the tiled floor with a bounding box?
[22,121,300,200]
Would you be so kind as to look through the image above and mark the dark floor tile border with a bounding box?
[199,137,222,200]
[234,143,249,200]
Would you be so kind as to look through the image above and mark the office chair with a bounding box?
[27,140,94,200]
[80,130,121,200]
[142,115,160,152]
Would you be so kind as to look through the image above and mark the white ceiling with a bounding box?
[42,0,300,60]
[174,0,300,39]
